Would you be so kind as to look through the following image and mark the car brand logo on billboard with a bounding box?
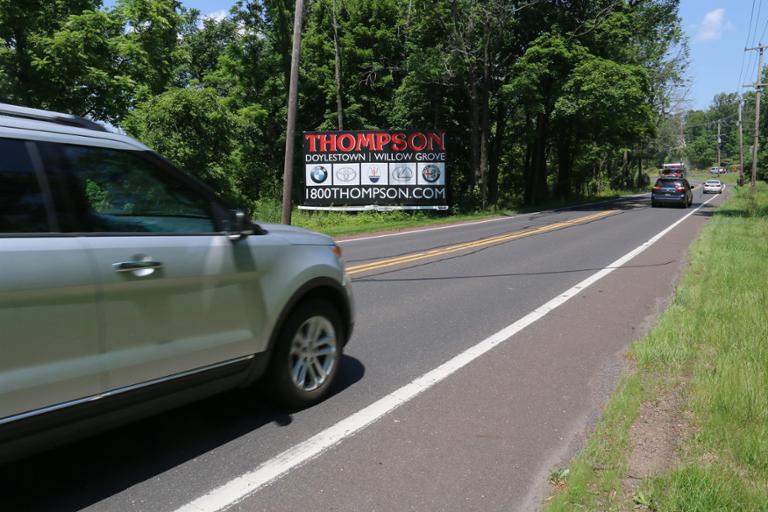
[391,164,414,182]
[421,164,441,183]
[310,165,329,184]
[360,162,388,186]
[417,162,445,185]
[335,166,358,183]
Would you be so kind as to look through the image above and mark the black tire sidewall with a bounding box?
[267,299,344,409]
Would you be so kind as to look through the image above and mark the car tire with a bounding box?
[651,200,657,207]
[265,299,344,409]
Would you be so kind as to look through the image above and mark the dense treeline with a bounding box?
[0,0,687,214]
[650,90,768,181]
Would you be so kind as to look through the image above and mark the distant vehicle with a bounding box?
[661,162,686,178]
[710,166,721,175]
[651,177,694,208]
[0,103,355,462]
[703,179,725,194]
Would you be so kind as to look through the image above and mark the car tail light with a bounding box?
[675,186,686,193]
[653,186,662,191]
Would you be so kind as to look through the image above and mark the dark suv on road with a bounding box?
[651,177,693,208]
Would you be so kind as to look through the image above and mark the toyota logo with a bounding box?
[335,166,358,183]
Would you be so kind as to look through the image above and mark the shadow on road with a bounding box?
[0,355,365,512]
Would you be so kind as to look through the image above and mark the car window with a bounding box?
[0,138,51,233]
[58,145,217,234]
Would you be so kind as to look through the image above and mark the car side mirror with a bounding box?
[227,210,253,241]
[690,185,694,190]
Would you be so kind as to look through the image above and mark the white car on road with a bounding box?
[703,179,725,194]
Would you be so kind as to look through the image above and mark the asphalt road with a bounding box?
[0,187,725,512]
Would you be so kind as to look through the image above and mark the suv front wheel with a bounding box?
[266,299,343,409]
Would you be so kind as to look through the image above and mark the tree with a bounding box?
[123,87,242,203]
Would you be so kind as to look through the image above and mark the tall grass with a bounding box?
[639,183,768,510]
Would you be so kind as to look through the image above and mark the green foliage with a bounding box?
[123,87,242,202]
[0,0,691,212]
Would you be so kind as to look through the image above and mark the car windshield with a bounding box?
[706,180,721,185]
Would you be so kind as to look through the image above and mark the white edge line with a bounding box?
[175,194,717,512]
[334,193,652,244]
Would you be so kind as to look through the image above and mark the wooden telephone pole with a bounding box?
[738,97,745,187]
[717,119,721,170]
[280,0,305,225]
[745,44,766,189]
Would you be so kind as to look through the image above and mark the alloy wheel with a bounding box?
[289,316,338,392]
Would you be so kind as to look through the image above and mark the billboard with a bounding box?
[301,130,448,210]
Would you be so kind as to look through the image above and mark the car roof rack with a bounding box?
[0,102,108,132]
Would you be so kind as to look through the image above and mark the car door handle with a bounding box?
[113,257,163,276]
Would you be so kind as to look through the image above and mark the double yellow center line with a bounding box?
[346,210,616,276]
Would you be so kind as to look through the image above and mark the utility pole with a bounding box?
[280,0,304,225]
[717,119,721,170]
[679,114,685,160]
[738,97,745,186]
[745,44,766,189]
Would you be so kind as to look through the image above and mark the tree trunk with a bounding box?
[488,100,506,206]
[556,130,572,199]
[332,0,344,130]
[13,26,31,104]
[531,112,549,204]
[469,71,481,188]
[523,114,534,205]
[479,35,491,208]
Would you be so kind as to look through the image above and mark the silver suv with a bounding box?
[0,103,354,462]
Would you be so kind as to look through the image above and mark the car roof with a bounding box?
[0,103,148,152]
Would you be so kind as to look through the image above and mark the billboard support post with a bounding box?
[280,0,304,225]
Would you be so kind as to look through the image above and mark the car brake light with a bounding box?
[653,186,662,191]
[675,186,686,192]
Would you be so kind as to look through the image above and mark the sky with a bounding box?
[678,0,767,111]
[104,0,763,112]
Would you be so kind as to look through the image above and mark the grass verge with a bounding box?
[545,182,768,511]
[249,188,644,238]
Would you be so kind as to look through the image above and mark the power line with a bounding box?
[752,0,764,47]
[760,11,768,44]
[737,0,758,91]
[744,0,764,89]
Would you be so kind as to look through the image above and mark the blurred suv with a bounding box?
[0,103,354,462]
[651,177,694,208]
